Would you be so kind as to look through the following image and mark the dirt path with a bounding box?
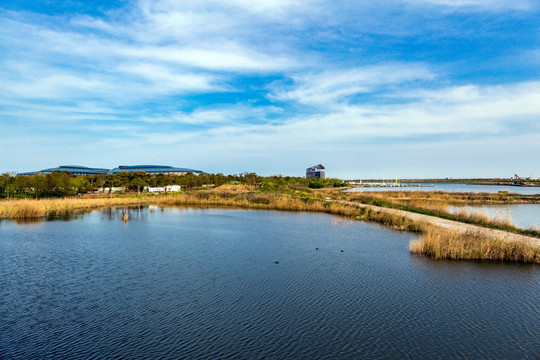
[336,200,540,247]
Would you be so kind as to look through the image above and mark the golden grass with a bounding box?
[410,226,540,263]
[152,193,426,233]
[349,192,525,231]
[208,184,259,193]
[349,190,539,205]
[2,190,539,264]
[0,197,147,219]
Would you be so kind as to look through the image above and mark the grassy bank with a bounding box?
[410,227,540,263]
[153,191,428,233]
[0,197,149,219]
[348,192,540,238]
[349,190,540,205]
[2,187,539,264]
[0,188,426,234]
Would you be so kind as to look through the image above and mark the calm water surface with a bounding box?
[347,183,540,195]
[449,204,540,230]
[1,207,539,359]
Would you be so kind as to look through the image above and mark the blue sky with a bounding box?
[1,0,539,178]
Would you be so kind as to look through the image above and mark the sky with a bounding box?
[1,0,539,178]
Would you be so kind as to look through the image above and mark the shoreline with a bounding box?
[2,189,539,264]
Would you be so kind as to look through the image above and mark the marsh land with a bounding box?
[2,179,540,263]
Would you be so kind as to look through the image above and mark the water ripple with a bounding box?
[1,208,539,359]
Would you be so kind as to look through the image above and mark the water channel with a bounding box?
[448,204,540,230]
[347,183,540,195]
[1,207,539,359]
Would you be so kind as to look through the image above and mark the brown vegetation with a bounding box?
[2,186,539,264]
[346,190,539,236]
[0,197,147,219]
[410,226,540,263]
[349,190,540,206]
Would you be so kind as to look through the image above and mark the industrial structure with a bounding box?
[18,165,110,176]
[108,165,203,175]
[19,165,204,176]
[306,164,325,179]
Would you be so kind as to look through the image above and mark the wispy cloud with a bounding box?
[1,0,539,176]
[270,64,435,106]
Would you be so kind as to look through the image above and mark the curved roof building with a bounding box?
[108,165,203,175]
[19,165,110,176]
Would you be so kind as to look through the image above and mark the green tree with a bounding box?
[14,175,31,197]
[0,172,15,198]
[103,175,117,196]
[52,171,75,195]
[72,177,89,194]
[114,172,132,191]
[44,174,55,190]
[29,174,46,199]
[130,171,150,193]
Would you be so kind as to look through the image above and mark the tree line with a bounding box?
[0,171,345,199]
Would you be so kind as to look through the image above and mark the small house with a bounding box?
[306,164,325,179]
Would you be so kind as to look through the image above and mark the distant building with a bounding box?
[108,165,203,175]
[96,187,125,193]
[145,186,165,193]
[144,185,181,193]
[306,164,325,179]
[19,165,110,176]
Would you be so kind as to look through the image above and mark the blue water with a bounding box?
[449,204,540,230]
[347,183,540,195]
[1,207,539,359]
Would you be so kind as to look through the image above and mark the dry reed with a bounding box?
[3,189,539,264]
[410,226,540,263]
[0,197,148,219]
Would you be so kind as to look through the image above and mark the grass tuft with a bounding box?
[410,226,540,263]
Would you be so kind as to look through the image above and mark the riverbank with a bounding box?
[0,197,148,219]
[2,186,539,263]
[336,199,540,263]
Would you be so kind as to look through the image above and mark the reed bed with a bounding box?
[410,226,540,263]
[347,192,540,238]
[349,190,540,205]
[450,207,515,228]
[2,189,539,263]
[153,193,427,233]
[0,197,148,219]
[1,191,423,233]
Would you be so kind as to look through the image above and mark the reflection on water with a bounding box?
[1,207,539,360]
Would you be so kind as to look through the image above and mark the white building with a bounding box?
[166,185,181,192]
[96,187,125,193]
[146,186,165,193]
[145,185,181,193]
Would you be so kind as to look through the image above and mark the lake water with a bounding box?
[347,183,540,195]
[1,207,539,359]
[448,204,540,230]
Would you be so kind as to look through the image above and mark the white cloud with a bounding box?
[139,105,281,126]
[116,45,296,72]
[271,64,435,106]
[102,81,540,158]
[1,0,539,176]
[119,63,217,92]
